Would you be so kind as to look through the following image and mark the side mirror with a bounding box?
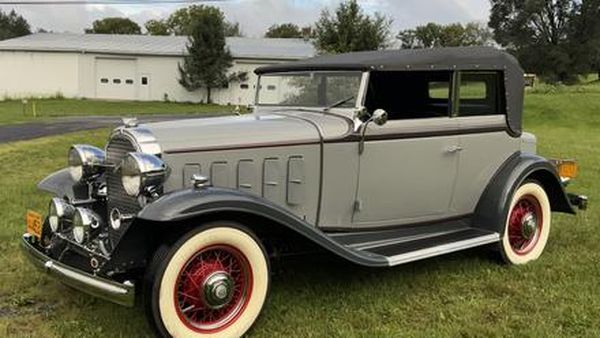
[372,109,388,126]
[358,109,388,155]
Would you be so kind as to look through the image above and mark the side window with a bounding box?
[458,72,504,116]
[428,81,450,99]
[365,71,452,120]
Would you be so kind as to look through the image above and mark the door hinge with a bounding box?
[353,199,363,212]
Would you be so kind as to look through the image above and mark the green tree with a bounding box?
[489,0,577,82]
[570,0,600,79]
[178,6,246,103]
[265,23,303,38]
[145,19,170,36]
[148,5,241,37]
[0,9,31,41]
[314,0,391,53]
[224,21,243,37]
[399,22,493,49]
[85,17,141,35]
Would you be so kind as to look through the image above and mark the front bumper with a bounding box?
[20,233,135,307]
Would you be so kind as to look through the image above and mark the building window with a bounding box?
[240,84,249,90]
[125,79,134,85]
[113,79,121,84]
[267,85,276,91]
[141,77,148,85]
[100,78,108,84]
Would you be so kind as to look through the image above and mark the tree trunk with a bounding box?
[206,87,212,104]
[597,69,600,81]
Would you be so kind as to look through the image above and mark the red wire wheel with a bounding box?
[174,245,253,333]
[507,194,543,255]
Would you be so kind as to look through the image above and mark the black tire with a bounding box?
[143,222,270,338]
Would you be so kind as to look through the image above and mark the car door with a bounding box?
[352,118,461,227]
[451,71,520,214]
[351,70,461,228]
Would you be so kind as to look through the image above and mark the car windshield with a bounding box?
[257,71,363,108]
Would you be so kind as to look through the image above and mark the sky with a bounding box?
[0,0,491,37]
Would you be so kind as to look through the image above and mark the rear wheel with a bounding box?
[145,223,270,337]
[499,182,551,265]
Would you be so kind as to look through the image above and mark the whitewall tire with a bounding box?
[145,223,270,338]
[500,182,551,265]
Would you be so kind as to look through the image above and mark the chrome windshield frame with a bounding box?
[254,70,370,117]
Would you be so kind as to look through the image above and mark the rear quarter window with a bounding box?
[458,72,505,116]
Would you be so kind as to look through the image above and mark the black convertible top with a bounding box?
[255,46,521,74]
[256,47,525,135]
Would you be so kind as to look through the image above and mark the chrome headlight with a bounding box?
[48,197,75,233]
[72,207,101,244]
[121,152,168,197]
[68,145,106,182]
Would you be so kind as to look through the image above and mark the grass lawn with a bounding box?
[0,88,599,337]
[0,98,238,125]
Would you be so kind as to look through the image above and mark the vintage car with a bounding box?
[22,47,587,337]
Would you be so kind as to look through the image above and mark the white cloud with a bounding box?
[0,0,490,36]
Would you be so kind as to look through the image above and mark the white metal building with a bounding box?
[0,33,315,105]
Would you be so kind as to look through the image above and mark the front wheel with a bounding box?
[499,182,552,265]
[145,223,270,338]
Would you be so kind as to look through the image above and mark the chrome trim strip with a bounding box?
[386,233,500,266]
[20,234,135,307]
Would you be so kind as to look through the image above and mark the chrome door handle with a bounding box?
[446,145,463,153]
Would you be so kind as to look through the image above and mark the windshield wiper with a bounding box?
[324,95,355,112]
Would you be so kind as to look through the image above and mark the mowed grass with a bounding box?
[0,89,599,337]
[0,98,238,125]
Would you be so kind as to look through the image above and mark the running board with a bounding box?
[326,220,500,267]
[382,233,499,266]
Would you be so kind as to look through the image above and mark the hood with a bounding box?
[144,112,352,154]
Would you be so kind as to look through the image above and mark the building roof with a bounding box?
[0,33,316,60]
[255,46,522,73]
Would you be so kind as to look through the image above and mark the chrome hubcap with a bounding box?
[521,213,537,240]
[202,272,234,309]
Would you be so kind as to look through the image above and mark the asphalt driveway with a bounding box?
[0,114,215,143]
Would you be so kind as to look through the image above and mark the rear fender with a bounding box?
[474,152,575,234]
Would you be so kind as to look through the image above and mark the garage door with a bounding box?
[96,58,137,100]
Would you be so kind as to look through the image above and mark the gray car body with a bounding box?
[145,108,520,230]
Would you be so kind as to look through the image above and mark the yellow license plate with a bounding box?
[26,210,43,239]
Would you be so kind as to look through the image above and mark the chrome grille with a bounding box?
[106,135,139,244]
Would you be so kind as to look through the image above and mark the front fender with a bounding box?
[37,168,89,200]
[474,152,575,234]
[136,187,388,267]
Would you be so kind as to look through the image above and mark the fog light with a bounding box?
[48,198,75,233]
[72,208,101,244]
